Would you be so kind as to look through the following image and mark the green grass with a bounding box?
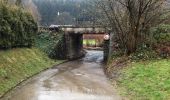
[117,59,170,100]
[83,39,97,46]
[0,48,64,97]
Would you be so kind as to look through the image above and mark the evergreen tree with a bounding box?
[15,0,21,6]
[0,1,38,49]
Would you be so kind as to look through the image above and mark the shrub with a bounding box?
[129,45,158,61]
[49,34,67,59]
[155,44,170,58]
[129,49,158,61]
[151,24,170,58]
[152,24,170,44]
[35,31,67,60]
[0,2,38,49]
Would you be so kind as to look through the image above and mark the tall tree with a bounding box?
[95,0,170,54]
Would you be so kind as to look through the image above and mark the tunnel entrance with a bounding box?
[65,32,109,62]
[39,26,110,61]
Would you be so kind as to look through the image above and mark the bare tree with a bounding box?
[95,0,170,55]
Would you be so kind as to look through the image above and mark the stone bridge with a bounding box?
[62,27,108,60]
[39,26,110,61]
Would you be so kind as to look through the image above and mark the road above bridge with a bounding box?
[1,50,121,100]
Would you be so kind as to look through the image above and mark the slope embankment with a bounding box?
[0,48,64,97]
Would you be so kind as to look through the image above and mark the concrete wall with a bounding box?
[103,40,110,62]
[103,33,115,62]
[65,33,85,60]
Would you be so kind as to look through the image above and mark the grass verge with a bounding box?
[116,59,170,100]
[0,48,64,97]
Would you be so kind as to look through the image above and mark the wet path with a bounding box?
[1,50,121,100]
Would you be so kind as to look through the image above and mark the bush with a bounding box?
[152,24,170,43]
[129,45,158,61]
[155,44,170,58]
[49,34,67,59]
[151,24,170,58]
[130,49,158,61]
[35,31,67,60]
[0,2,38,49]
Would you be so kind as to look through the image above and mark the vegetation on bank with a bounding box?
[107,25,170,100]
[0,1,65,98]
[108,24,170,100]
[117,59,170,100]
[0,48,64,97]
[0,1,37,49]
[35,31,67,59]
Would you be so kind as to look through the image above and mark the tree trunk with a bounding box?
[126,34,137,55]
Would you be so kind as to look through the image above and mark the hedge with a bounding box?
[0,2,38,49]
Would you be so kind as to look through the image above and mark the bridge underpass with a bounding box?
[62,27,110,61]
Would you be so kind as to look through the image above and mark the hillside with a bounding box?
[0,48,64,97]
